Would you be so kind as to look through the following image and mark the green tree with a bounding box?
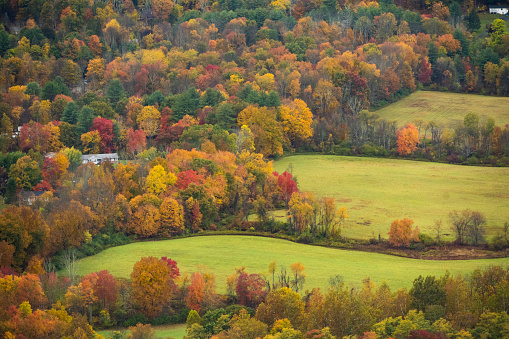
[106,78,126,105]
[61,101,79,125]
[77,106,96,135]
[409,275,445,312]
[172,87,201,121]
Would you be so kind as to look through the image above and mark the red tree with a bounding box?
[176,170,205,190]
[235,273,267,308]
[93,270,118,311]
[91,117,116,153]
[127,128,147,155]
[273,171,298,206]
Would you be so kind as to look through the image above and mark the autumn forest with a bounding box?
[0,0,509,337]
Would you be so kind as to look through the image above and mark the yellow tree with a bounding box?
[86,58,106,90]
[145,165,177,195]
[160,197,184,236]
[81,130,101,154]
[137,105,161,142]
[278,99,313,149]
[131,257,172,318]
[237,105,284,157]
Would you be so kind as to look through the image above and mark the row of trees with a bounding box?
[2,254,509,339]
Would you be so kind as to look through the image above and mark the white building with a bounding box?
[81,153,119,165]
[489,7,509,15]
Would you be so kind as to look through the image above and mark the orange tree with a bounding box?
[131,257,173,318]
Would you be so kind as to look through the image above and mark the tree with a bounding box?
[235,272,268,308]
[450,209,473,245]
[94,270,118,311]
[410,275,445,312]
[152,0,175,20]
[160,197,184,235]
[466,9,480,31]
[9,155,42,190]
[127,129,147,156]
[61,102,79,125]
[145,165,177,195]
[131,257,172,318]
[77,106,95,135]
[278,99,313,149]
[106,78,126,105]
[91,117,116,153]
[396,124,419,156]
[255,287,305,329]
[81,130,102,154]
[137,106,161,141]
[388,218,420,248]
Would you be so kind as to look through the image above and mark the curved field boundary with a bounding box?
[273,155,509,240]
[76,236,509,293]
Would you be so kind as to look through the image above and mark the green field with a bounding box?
[374,91,509,128]
[273,155,509,240]
[98,324,186,339]
[76,236,509,295]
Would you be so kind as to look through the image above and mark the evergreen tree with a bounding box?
[215,103,235,130]
[5,178,17,204]
[171,87,201,121]
[453,29,469,57]
[61,102,80,125]
[106,78,126,105]
[77,106,96,135]
[467,9,480,31]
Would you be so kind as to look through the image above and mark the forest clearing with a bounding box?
[273,155,509,240]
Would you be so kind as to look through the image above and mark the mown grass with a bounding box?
[478,13,509,32]
[97,323,186,339]
[77,236,509,295]
[273,155,509,240]
[374,91,509,128]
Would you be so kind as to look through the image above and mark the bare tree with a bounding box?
[450,210,473,245]
[468,211,486,245]
[63,248,80,285]
[434,219,443,244]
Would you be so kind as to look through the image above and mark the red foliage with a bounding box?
[19,122,51,153]
[273,171,298,205]
[235,273,267,308]
[42,157,61,188]
[33,181,53,192]
[91,117,116,153]
[93,270,118,311]
[127,128,147,155]
[176,170,205,190]
[417,58,433,85]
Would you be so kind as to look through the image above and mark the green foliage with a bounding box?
[172,87,201,121]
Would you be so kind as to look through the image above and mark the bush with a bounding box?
[418,233,435,246]
[297,231,313,244]
[123,313,148,327]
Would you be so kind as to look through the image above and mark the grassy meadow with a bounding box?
[273,155,509,240]
[76,236,509,295]
[374,91,509,128]
[97,324,186,339]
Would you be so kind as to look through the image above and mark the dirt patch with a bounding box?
[348,243,509,260]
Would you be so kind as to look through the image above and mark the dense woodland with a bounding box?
[1,0,509,337]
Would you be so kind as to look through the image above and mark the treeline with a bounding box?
[2,255,509,339]
[1,0,509,166]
